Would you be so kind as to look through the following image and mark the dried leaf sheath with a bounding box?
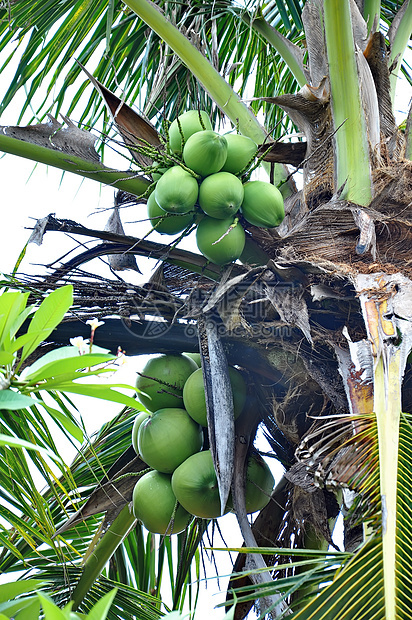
[197,315,235,515]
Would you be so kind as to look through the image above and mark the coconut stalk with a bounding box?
[197,315,235,515]
[0,132,150,197]
[71,504,136,611]
[231,435,290,618]
[197,314,290,617]
[29,215,230,281]
[123,0,264,144]
[323,0,373,205]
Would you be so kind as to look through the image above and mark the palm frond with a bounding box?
[0,0,303,140]
[0,403,136,574]
[34,566,165,620]
[259,271,412,619]
[0,0,410,140]
[221,410,412,619]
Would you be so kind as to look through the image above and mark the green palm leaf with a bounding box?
[0,0,304,140]
[220,411,412,619]
[0,405,136,573]
[0,0,408,133]
[284,417,412,619]
[35,566,164,620]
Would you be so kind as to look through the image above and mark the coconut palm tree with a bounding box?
[0,0,412,619]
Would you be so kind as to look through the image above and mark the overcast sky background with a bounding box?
[0,33,411,618]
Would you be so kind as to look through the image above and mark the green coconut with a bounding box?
[132,411,150,454]
[183,366,247,427]
[183,352,202,367]
[132,471,192,534]
[172,450,230,518]
[198,172,244,219]
[244,453,274,513]
[155,166,199,214]
[240,180,285,228]
[136,353,198,412]
[239,236,270,266]
[137,407,203,473]
[226,453,274,514]
[221,134,258,175]
[151,163,170,182]
[169,110,213,154]
[196,216,245,265]
[183,131,227,177]
[147,191,194,235]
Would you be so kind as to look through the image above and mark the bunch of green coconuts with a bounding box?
[131,353,274,535]
[148,110,285,266]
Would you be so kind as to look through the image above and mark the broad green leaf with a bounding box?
[40,403,84,443]
[20,285,74,364]
[223,603,236,620]
[7,304,35,342]
[14,598,41,619]
[0,352,14,365]
[26,368,114,391]
[0,291,29,351]
[24,353,116,383]
[0,389,40,409]
[0,433,62,462]
[22,344,111,378]
[0,580,46,603]
[62,602,75,614]
[47,381,139,409]
[85,588,117,620]
[9,329,52,355]
[37,592,68,620]
[0,596,41,617]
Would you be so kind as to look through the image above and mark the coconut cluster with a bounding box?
[148,110,285,265]
[131,353,274,535]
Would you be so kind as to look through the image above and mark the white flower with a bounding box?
[86,318,105,331]
[116,350,127,366]
[70,336,90,354]
[0,374,10,390]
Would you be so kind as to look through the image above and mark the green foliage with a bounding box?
[37,589,117,619]
[162,601,236,620]
[19,285,73,364]
[0,285,157,617]
[0,0,305,140]
[0,580,118,620]
[0,284,139,429]
[0,0,408,143]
